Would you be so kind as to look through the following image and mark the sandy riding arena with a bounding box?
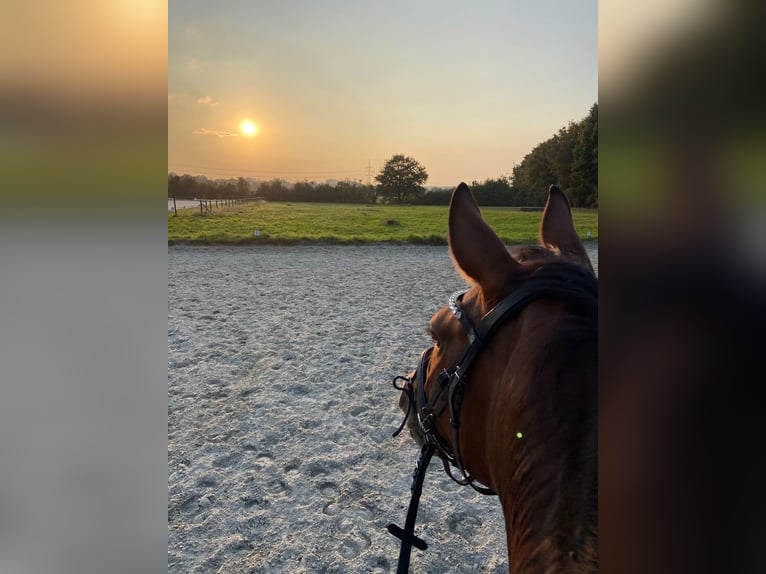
[168,244,597,573]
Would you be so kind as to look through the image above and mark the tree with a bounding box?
[237,177,250,196]
[511,145,555,206]
[510,102,598,207]
[375,154,428,204]
[257,179,288,201]
[168,174,181,198]
[178,174,200,198]
[547,122,580,191]
[570,103,598,207]
[470,176,518,206]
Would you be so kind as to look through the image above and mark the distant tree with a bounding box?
[168,174,181,197]
[292,181,314,202]
[180,174,200,198]
[511,103,598,207]
[375,154,428,204]
[413,188,452,205]
[512,147,554,206]
[218,182,237,198]
[237,177,250,196]
[334,180,371,203]
[569,103,598,207]
[257,179,289,201]
[547,122,580,191]
[368,184,380,204]
[470,176,519,206]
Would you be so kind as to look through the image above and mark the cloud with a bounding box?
[197,96,219,107]
[185,58,199,71]
[192,128,238,138]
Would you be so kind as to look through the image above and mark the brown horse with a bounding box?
[395,183,597,573]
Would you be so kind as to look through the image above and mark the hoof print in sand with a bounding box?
[240,494,269,508]
[318,481,340,498]
[448,511,483,542]
[266,479,291,495]
[212,453,242,468]
[338,532,372,559]
[354,502,376,521]
[322,501,341,516]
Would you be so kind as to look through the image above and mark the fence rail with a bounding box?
[169,196,265,215]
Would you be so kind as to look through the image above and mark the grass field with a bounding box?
[168,202,598,245]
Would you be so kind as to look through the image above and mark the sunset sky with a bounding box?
[169,0,597,186]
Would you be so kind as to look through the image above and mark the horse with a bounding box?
[390,183,597,573]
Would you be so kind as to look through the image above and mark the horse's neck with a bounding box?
[500,491,598,574]
[504,536,597,574]
[491,326,597,573]
[497,425,598,573]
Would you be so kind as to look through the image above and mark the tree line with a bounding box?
[511,102,597,208]
[169,103,597,207]
[168,173,377,204]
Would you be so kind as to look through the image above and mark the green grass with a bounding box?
[168,202,598,245]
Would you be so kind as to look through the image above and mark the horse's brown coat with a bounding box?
[405,183,597,573]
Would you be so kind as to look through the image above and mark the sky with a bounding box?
[169,0,597,187]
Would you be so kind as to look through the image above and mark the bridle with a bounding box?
[388,262,598,574]
[393,291,505,496]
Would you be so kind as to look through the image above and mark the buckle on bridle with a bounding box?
[448,288,468,318]
[418,411,436,435]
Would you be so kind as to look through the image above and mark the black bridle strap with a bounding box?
[449,269,598,409]
[426,280,562,486]
[452,278,570,374]
[415,349,449,438]
[391,375,414,438]
[420,267,598,491]
[387,442,435,574]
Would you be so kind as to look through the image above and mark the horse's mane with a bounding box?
[511,258,598,571]
[525,260,597,373]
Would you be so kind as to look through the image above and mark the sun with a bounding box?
[240,120,258,137]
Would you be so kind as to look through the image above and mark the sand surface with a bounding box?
[168,244,597,573]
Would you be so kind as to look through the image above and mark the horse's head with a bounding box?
[399,181,595,454]
[396,182,597,571]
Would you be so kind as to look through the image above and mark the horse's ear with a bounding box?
[540,185,594,272]
[448,182,519,295]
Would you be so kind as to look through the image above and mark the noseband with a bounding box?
[388,263,598,574]
[397,296,500,495]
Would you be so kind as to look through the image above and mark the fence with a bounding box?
[169,196,265,215]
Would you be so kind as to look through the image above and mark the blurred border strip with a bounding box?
[0,2,168,574]
[600,1,766,573]
[0,0,167,211]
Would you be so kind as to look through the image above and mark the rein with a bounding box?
[388,263,598,573]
